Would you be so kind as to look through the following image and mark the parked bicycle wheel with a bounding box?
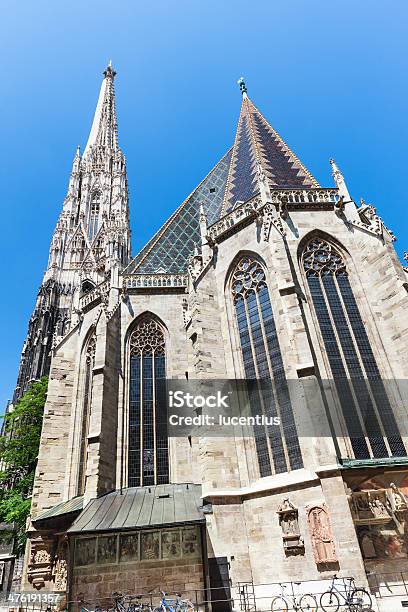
[320,590,340,612]
[350,587,372,610]
[178,602,194,611]
[299,593,318,611]
[271,596,289,612]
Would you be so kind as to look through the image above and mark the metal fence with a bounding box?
[366,571,408,600]
[0,575,389,612]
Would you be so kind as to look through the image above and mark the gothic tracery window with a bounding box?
[232,256,303,476]
[77,335,96,495]
[302,236,406,460]
[128,317,169,487]
[88,191,101,240]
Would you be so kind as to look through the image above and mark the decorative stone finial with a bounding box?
[330,157,351,202]
[104,61,116,79]
[238,77,248,99]
[404,252,408,263]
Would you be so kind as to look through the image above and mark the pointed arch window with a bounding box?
[232,256,303,476]
[128,317,169,487]
[302,237,406,459]
[77,335,96,495]
[88,191,101,240]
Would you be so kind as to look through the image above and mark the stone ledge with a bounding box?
[202,467,338,502]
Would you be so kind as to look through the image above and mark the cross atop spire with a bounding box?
[83,63,119,156]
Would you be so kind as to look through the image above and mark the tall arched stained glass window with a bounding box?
[77,335,96,495]
[88,191,101,240]
[128,317,169,487]
[302,237,406,460]
[232,256,303,476]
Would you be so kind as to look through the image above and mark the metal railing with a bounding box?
[2,575,384,612]
[366,571,408,599]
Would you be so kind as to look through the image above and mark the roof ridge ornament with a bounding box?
[237,77,248,99]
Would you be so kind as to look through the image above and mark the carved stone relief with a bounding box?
[307,504,337,565]
[53,538,69,592]
[350,490,392,525]
[27,537,55,589]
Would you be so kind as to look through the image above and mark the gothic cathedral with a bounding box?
[11,65,408,606]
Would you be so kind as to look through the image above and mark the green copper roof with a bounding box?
[68,484,204,533]
[33,496,84,522]
[341,457,408,469]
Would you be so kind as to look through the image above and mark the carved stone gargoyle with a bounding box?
[277,498,304,555]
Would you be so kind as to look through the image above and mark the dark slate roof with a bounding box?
[33,496,84,522]
[67,484,204,534]
[125,96,319,276]
[222,98,319,214]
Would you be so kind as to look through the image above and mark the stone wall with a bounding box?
[71,558,204,603]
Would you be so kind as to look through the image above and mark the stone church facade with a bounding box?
[10,65,408,607]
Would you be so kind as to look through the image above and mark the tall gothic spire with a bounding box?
[12,64,130,401]
[221,80,319,215]
[83,61,118,156]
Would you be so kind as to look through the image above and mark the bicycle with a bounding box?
[111,592,153,612]
[271,582,318,611]
[153,591,194,611]
[127,595,154,612]
[320,575,372,611]
[78,598,106,612]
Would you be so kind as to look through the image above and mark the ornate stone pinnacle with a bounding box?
[238,77,248,98]
[404,252,408,263]
[104,61,116,79]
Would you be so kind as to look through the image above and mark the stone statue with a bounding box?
[277,499,304,555]
[369,495,389,519]
[390,483,407,512]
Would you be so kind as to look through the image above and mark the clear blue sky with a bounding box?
[1,1,407,408]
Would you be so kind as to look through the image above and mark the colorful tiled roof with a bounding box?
[221,97,319,215]
[126,93,318,275]
[124,149,232,274]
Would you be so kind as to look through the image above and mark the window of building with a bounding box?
[88,191,101,240]
[81,279,95,296]
[302,236,406,459]
[231,255,303,476]
[77,336,96,495]
[128,317,169,487]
